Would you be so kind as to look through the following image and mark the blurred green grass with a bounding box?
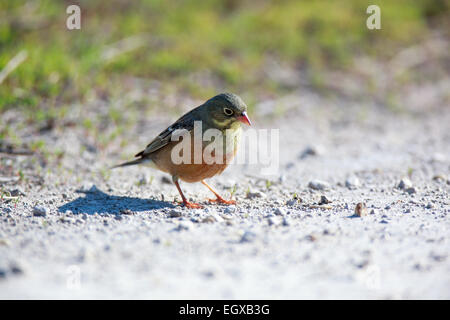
[0,0,448,114]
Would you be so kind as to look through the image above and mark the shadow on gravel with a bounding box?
[58,185,174,215]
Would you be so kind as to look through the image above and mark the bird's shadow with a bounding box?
[58,185,174,215]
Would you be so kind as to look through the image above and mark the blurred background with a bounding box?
[0,0,448,171]
[1,0,449,118]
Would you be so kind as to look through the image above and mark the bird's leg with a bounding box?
[201,180,236,205]
[172,176,202,209]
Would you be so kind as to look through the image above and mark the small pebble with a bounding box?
[240,231,256,243]
[431,174,445,182]
[33,205,48,217]
[355,203,368,217]
[59,217,75,224]
[345,177,360,189]
[299,145,324,159]
[405,187,416,194]
[318,195,331,205]
[79,182,97,193]
[274,207,286,216]
[308,180,330,191]
[398,178,412,190]
[431,152,446,162]
[246,191,266,199]
[224,206,236,214]
[202,216,216,223]
[10,264,23,275]
[9,188,25,197]
[175,221,192,231]
[161,176,172,184]
[268,216,282,226]
[167,210,182,218]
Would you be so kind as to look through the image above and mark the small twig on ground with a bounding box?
[0,189,19,202]
[0,176,20,183]
[1,195,19,201]
[0,50,28,84]
[0,140,34,156]
[101,34,148,62]
[306,204,333,210]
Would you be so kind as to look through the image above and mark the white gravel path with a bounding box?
[0,92,449,299]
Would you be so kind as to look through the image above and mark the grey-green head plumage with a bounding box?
[202,93,249,130]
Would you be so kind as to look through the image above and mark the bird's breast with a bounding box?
[151,126,242,183]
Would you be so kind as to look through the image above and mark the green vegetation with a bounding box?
[0,0,448,114]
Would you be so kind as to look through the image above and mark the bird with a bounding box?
[112,93,252,208]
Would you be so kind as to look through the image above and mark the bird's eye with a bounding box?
[223,108,234,116]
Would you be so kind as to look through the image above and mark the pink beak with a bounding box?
[237,111,252,126]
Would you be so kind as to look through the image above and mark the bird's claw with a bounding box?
[208,197,236,205]
[181,201,203,209]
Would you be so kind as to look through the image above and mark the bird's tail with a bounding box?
[110,158,148,169]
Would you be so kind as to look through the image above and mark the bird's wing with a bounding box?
[135,110,197,158]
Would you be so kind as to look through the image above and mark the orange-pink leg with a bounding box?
[173,177,202,209]
[201,180,236,205]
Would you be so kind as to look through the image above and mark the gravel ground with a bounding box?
[1,89,449,299]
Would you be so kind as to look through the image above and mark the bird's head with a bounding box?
[204,93,251,130]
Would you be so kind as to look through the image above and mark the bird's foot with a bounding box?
[208,197,236,205]
[181,200,203,209]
